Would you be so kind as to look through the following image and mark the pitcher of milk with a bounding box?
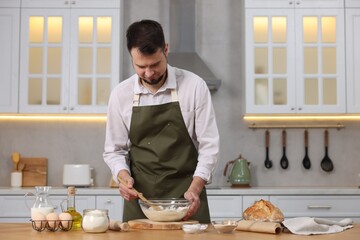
[25,186,55,219]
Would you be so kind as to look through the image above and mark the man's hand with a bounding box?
[182,177,206,220]
[117,170,138,201]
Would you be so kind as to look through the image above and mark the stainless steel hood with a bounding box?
[168,0,221,91]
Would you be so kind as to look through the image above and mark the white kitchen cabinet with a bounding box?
[270,195,360,221]
[346,0,360,7]
[0,195,95,223]
[207,195,242,220]
[346,4,360,112]
[0,1,20,113]
[19,1,120,113]
[245,0,344,9]
[96,195,123,221]
[21,0,121,9]
[245,2,346,114]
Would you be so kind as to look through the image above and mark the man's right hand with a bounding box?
[117,170,138,201]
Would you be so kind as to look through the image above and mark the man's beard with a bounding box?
[141,71,166,85]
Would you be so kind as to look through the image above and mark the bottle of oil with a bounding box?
[65,186,83,230]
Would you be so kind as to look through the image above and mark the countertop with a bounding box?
[0,186,359,195]
[0,223,359,240]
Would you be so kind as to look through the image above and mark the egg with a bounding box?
[32,212,46,229]
[46,212,60,229]
[59,212,73,229]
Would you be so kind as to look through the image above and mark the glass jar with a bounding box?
[25,186,55,219]
[82,209,109,233]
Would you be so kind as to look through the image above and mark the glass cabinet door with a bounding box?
[296,9,345,113]
[246,9,296,113]
[69,9,119,113]
[20,9,70,113]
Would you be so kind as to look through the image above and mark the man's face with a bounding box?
[130,45,168,86]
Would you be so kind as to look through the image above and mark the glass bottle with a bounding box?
[65,186,83,230]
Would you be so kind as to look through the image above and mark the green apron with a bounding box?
[123,88,210,223]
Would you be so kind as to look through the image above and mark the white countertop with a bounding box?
[0,186,359,195]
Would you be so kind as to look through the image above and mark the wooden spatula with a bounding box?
[118,177,161,210]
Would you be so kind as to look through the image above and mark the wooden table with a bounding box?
[0,223,359,240]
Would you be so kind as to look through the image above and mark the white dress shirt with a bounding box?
[103,64,220,183]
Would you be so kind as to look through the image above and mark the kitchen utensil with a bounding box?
[302,130,311,169]
[223,154,251,186]
[25,186,55,219]
[11,152,20,171]
[128,219,198,230]
[321,130,334,172]
[139,198,191,222]
[118,177,161,210]
[264,130,273,169]
[280,130,289,169]
[212,220,239,234]
[19,157,48,187]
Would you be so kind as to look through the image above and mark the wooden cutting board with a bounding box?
[19,158,48,187]
[128,219,198,230]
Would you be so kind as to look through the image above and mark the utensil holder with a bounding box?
[11,171,22,187]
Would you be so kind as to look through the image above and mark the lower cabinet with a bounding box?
[96,195,123,221]
[270,195,360,222]
[207,195,242,220]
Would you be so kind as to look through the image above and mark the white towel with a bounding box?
[282,217,353,235]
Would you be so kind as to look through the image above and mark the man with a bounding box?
[103,19,219,223]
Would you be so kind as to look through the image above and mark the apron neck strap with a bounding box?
[133,89,178,107]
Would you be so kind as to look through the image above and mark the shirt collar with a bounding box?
[134,64,177,94]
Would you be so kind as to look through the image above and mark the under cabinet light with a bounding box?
[0,114,107,122]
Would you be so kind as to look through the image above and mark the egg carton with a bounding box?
[30,219,73,232]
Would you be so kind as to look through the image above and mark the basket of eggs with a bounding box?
[31,212,73,232]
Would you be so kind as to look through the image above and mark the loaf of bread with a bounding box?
[242,199,284,222]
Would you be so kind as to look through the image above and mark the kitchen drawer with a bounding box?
[96,196,123,221]
[207,195,242,220]
[0,195,95,222]
[270,195,360,219]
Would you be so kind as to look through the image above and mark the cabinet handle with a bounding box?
[71,0,76,4]
[298,107,302,111]
[289,1,293,4]
[106,199,112,204]
[291,107,295,111]
[70,107,74,111]
[64,0,69,4]
[307,205,332,209]
[63,106,67,110]
[296,1,300,4]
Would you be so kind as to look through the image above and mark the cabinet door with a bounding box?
[19,9,70,113]
[345,0,360,7]
[346,8,360,112]
[96,196,123,221]
[270,195,360,219]
[207,195,242,220]
[295,9,346,113]
[0,8,19,112]
[21,0,120,8]
[68,9,120,113]
[246,9,296,113]
[0,0,21,7]
[245,0,344,9]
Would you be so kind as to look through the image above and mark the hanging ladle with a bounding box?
[280,129,289,169]
[302,129,311,169]
[264,130,272,169]
[320,129,334,172]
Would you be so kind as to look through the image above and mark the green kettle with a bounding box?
[223,154,251,187]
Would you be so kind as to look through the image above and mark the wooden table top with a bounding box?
[0,223,359,240]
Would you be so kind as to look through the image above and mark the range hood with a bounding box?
[168,0,221,91]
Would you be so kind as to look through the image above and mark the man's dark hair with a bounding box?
[126,19,165,55]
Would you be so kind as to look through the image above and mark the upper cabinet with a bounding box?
[245,0,344,8]
[19,0,120,113]
[346,1,360,112]
[21,0,121,9]
[245,0,346,114]
[0,0,20,113]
